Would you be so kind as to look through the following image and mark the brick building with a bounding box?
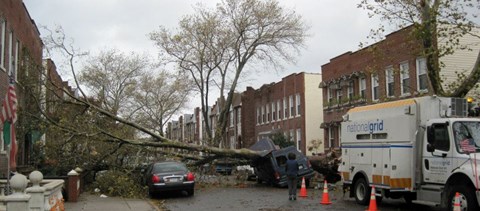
[243,72,324,155]
[321,25,480,152]
[0,0,43,175]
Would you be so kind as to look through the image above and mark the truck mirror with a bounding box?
[427,143,435,152]
[426,126,434,144]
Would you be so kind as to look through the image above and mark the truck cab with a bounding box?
[338,96,480,210]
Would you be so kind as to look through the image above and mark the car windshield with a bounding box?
[153,162,187,173]
[453,121,480,154]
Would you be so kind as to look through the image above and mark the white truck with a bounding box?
[339,96,480,210]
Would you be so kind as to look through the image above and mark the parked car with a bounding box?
[250,139,315,187]
[142,161,195,196]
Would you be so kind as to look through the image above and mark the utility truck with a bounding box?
[338,96,480,210]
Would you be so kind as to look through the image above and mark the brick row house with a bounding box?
[0,0,44,176]
[167,72,325,156]
[321,25,480,152]
[243,72,324,155]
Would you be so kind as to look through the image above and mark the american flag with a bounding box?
[0,76,17,125]
[460,138,476,153]
[1,75,17,169]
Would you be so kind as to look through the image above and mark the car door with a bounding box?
[423,121,454,184]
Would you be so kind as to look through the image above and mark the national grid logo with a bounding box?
[345,119,384,134]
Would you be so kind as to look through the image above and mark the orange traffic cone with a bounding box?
[365,185,378,211]
[453,192,461,211]
[319,180,332,205]
[299,177,308,197]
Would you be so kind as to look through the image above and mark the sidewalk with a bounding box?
[65,193,160,211]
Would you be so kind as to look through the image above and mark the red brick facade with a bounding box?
[0,0,43,175]
[243,73,312,154]
[321,26,426,151]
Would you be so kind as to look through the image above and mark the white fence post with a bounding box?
[26,171,46,211]
[6,174,30,211]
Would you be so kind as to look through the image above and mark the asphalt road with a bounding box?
[157,182,443,211]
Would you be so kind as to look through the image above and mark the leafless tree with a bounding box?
[151,0,309,147]
[358,0,480,97]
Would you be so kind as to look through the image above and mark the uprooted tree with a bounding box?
[358,0,480,97]
[32,0,308,186]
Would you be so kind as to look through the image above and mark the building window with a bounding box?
[0,19,5,70]
[386,66,394,97]
[266,104,270,122]
[359,77,366,98]
[328,87,333,103]
[272,102,276,121]
[296,129,301,152]
[400,61,410,95]
[238,108,241,124]
[290,129,294,142]
[338,125,342,144]
[277,100,282,120]
[284,97,288,118]
[328,127,334,148]
[348,81,354,100]
[371,74,379,101]
[229,109,234,127]
[257,107,261,125]
[416,57,428,92]
[289,95,294,117]
[262,105,265,124]
[337,88,343,104]
[8,31,13,74]
[14,40,18,82]
[296,93,301,116]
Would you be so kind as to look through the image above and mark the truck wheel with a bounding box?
[354,178,370,205]
[447,185,479,211]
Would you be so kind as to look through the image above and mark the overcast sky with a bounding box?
[22,0,380,108]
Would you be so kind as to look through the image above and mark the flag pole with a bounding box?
[6,144,10,195]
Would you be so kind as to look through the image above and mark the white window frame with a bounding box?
[328,87,333,103]
[283,97,288,119]
[290,129,294,142]
[256,107,260,125]
[289,95,294,117]
[400,61,410,96]
[359,77,366,99]
[338,125,342,145]
[328,127,334,148]
[296,129,301,151]
[229,108,234,128]
[277,100,281,120]
[416,57,428,92]
[238,108,241,124]
[271,102,276,121]
[261,105,265,124]
[0,19,5,71]
[337,88,343,103]
[348,81,354,100]
[8,31,13,75]
[296,93,301,116]
[385,66,394,97]
[371,74,379,101]
[266,104,270,123]
[14,40,18,82]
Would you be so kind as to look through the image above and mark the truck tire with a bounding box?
[447,185,480,211]
[354,178,370,205]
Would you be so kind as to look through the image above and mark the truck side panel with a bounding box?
[389,144,414,191]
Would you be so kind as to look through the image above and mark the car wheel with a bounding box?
[447,185,479,211]
[353,178,370,205]
[187,188,194,196]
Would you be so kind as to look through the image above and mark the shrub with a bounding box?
[92,170,146,198]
